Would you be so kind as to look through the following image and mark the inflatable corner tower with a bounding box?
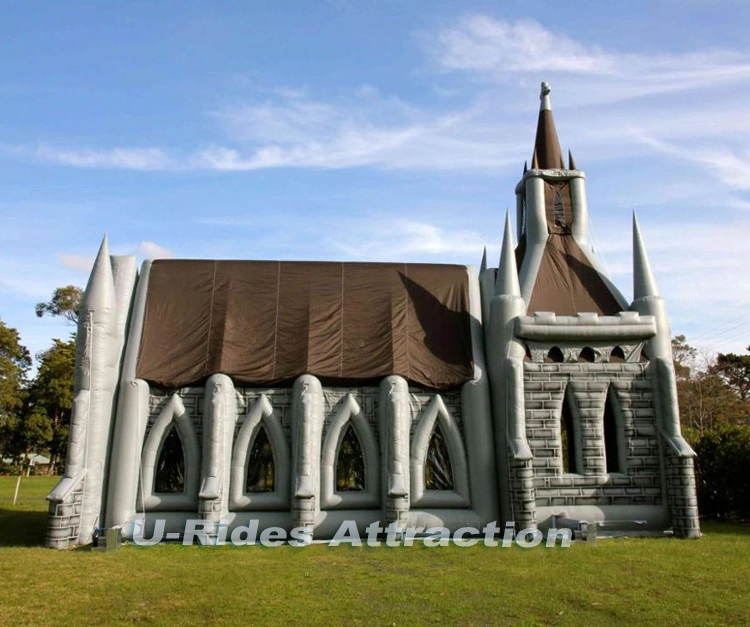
[46,83,701,547]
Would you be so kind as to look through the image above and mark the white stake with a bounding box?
[13,474,22,505]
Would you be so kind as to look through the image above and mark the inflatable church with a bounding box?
[46,83,701,548]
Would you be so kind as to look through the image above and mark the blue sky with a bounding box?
[2,0,750,364]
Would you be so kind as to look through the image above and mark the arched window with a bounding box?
[603,389,624,474]
[425,424,454,491]
[154,426,185,494]
[336,424,365,492]
[546,346,564,363]
[246,425,275,493]
[610,346,626,363]
[578,347,596,363]
[560,393,579,474]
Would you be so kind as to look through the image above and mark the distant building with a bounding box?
[46,83,700,547]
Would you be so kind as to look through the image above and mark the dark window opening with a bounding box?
[640,347,650,362]
[246,425,275,493]
[610,346,626,363]
[579,347,596,363]
[553,190,566,227]
[560,394,579,474]
[425,424,454,490]
[546,346,564,363]
[603,390,623,474]
[155,426,185,494]
[336,424,365,492]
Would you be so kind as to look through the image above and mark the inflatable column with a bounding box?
[487,214,534,529]
[629,215,700,538]
[47,237,136,547]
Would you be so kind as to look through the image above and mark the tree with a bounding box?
[672,335,749,435]
[0,319,31,458]
[35,285,83,325]
[29,339,76,473]
[672,334,697,381]
[713,348,750,404]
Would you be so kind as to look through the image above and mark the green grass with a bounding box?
[1,476,749,626]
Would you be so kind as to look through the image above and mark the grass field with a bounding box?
[1,476,748,626]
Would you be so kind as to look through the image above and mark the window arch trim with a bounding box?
[141,394,200,511]
[410,394,470,508]
[321,394,380,509]
[230,394,290,511]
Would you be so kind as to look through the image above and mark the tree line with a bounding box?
[0,286,81,474]
[672,334,750,520]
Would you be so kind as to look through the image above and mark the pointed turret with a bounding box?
[523,160,528,174]
[632,213,659,299]
[495,211,521,297]
[532,81,564,169]
[568,150,577,170]
[84,235,116,312]
[480,246,487,274]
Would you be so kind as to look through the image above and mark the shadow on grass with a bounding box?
[701,519,750,536]
[0,507,49,547]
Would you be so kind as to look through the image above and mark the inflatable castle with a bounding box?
[45,83,701,547]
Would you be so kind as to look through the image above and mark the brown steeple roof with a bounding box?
[532,82,564,169]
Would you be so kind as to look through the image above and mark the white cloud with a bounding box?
[426,16,750,103]
[34,145,172,170]
[137,241,174,259]
[57,253,94,272]
[429,16,617,75]
[330,219,486,261]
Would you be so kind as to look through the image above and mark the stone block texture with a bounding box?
[521,362,665,511]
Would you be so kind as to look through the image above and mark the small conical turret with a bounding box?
[568,150,577,170]
[632,213,659,299]
[480,246,487,274]
[523,160,528,174]
[532,81,564,169]
[84,235,116,312]
[495,211,521,297]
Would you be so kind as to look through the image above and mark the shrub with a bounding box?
[693,426,750,520]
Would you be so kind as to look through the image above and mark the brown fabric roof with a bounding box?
[136,260,474,389]
[526,234,622,316]
[532,109,564,169]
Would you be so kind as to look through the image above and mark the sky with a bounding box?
[2,0,750,364]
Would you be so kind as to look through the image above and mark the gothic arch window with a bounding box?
[610,346,626,363]
[424,424,454,491]
[230,394,290,511]
[578,347,596,363]
[546,346,564,363]
[411,394,469,508]
[154,426,185,494]
[603,387,625,474]
[320,394,379,509]
[335,424,366,492]
[141,394,200,511]
[559,389,582,475]
[246,425,275,493]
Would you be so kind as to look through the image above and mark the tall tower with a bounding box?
[482,82,700,538]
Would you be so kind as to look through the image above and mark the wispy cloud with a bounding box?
[329,219,486,261]
[426,16,750,103]
[34,145,172,170]
[137,241,174,259]
[58,253,94,272]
